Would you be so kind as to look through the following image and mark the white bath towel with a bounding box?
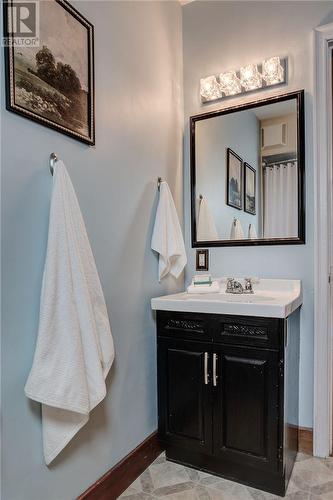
[248,223,258,239]
[151,181,187,281]
[230,218,244,240]
[24,160,114,465]
[197,196,219,241]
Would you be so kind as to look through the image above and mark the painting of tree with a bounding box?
[5,0,95,145]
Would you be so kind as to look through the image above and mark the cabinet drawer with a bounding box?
[157,311,212,342]
[211,315,282,349]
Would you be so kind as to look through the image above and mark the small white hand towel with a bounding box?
[24,160,114,465]
[187,281,220,294]
[197,197,219,241]
[151,181,187,281]
[230,218,244,240]
[248,223,258,239]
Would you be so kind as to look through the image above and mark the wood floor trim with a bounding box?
[298,426,313,455]
[78,431,164,500]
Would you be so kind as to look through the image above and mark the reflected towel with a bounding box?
[197,197,219,241]
[151,181,187,281]
[230,218,244,240]
[24,161,114,465]
[248,223,258,239]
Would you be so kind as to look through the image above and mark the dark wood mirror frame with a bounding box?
[190,90,305,247]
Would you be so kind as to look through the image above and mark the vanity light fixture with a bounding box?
[200,56,287,103]
[262,56,284,85]
[200,75,222,101]
[219,71,242,96]
[239,64,263,92]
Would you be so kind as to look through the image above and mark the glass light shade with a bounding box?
[262,56,284,85]
[219,71,242,96]
[240,64,263,91]
[200,76,222,101]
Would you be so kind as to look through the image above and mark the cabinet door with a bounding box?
[157,338,212,454]
[213,345,279,472]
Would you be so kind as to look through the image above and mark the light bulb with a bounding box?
[200,76,222,102]
[219,71,242,96]
[240,64,262,91]
[262,56,284,85]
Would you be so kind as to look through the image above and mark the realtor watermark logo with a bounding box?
[3,0,39,47]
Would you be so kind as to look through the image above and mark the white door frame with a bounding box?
[314,23,333,458]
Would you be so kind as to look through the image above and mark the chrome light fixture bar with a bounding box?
[200,56,286,102]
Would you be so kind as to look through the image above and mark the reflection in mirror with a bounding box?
[191,91,304,246]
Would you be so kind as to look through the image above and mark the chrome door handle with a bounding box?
[213,353,218,386]
[204,352,209,385]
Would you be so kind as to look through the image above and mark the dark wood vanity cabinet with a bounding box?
[156,310,300,497]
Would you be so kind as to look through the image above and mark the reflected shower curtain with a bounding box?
[263,162,298,238]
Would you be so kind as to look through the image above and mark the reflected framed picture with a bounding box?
[226,148,243,210]
[244,163,256,215]
[3,0,95,145]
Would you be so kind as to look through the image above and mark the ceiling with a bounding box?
[252,100,296,120]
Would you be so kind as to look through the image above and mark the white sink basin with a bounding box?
[151,279,302,318]
[218,295,276,303]
[182,294,275,303]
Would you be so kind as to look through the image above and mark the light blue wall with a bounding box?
[182,1,333,428]
[196,110,260,240]
[1,2,183,499]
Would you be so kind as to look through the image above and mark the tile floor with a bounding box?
[119,452,333,499]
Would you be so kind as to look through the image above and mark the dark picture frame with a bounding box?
[244,163,256,215]
[189,90,305,247]
[3,0,95,145]
[226,148,243,210]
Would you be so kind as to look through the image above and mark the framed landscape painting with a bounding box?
[244,162,256,215]
[226,148,243,210]
[3,0,95,145]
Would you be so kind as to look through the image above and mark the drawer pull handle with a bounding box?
[204,352,209,385]
[213,353,218,386]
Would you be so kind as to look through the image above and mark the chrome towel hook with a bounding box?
[49,152,58,176]
[157,177,162,191]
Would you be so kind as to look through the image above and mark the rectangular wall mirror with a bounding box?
[190,90,305,247]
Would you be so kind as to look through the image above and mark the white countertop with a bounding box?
[151,279,302,318]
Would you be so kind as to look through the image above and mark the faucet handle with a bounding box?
[226,278,234,291]
[245,277,260,283]
[244,277,254,293]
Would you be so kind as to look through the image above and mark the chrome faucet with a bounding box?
[226,278,243,294]
[226,278,254,294]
